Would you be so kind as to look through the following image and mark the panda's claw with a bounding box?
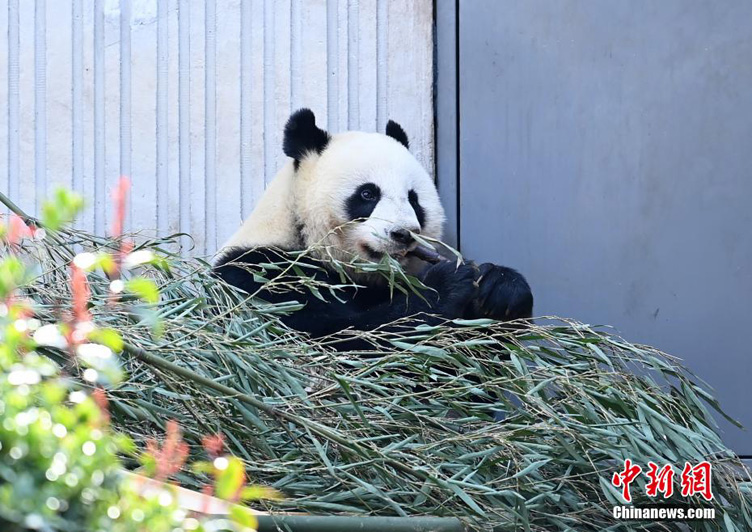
[421,261,479,318]
[471,263,533,322]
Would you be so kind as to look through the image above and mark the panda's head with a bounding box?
[284,109,445,269]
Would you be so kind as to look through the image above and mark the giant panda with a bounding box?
[213,109,533,346]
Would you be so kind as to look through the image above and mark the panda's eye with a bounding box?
[346,183,381,220]
[360,188,377,201]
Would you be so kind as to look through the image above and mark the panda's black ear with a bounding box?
[283,109,330,166]
[385,120,409,149]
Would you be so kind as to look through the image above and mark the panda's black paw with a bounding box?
[421,260,479,318]
[469,263,533,321]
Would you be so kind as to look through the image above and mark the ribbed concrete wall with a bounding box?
[0,0,434,256]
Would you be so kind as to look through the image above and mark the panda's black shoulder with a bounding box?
[213,245,390,303]
[214,246,288,269]
[213,246,294,296]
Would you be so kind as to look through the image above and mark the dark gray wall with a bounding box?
[455,1,752,452]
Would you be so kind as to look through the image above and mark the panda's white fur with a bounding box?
[221,130,444,271]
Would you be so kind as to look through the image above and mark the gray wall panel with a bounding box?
[1,0,434,257]
[459,0,752,452]
[435,0,458,248]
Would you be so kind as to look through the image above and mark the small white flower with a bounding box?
[124,249,155,268]
[7,367,41,386]
[13,319,28,333]
[82,368,99,382]
[77,343,113,360]
[69,391,87,403]
[52,423,67,438]
[15,410,36,426]
[73,252,97,270]
[75,321,96,335]
[184,518,201,530]
[109,279,124,293]
[158,491,173,507]
[33,324,69,349]
[72,321,95,344]
[82,441,96,456]
[213,457,229,471]
[24,514,44,529]
[45,497,60,511]
[91,470,104,486]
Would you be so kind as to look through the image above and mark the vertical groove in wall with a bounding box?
[290,0,301,111]
[178,0,191,247]
[326,0,338,130]
[376,0,387,129]
[93,0,105,234]
[120,0,132,230]
[7,0,20,207]
[262,0,275,185]
[156,0,168,235]
[204,0,216,254]
[347,0,358,130]
[454,0,461,251]
[71,0,83,198]
[34,0,47,211]
[240,0,252,217]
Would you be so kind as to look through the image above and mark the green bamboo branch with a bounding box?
[122,342,447,489]
[0,190,38,224]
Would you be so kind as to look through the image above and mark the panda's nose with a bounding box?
[390,228,416,245]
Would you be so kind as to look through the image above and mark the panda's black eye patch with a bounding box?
[408,189,426,228]
[346,183,381,221]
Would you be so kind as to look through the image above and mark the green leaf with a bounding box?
[215,456,245,500]
[230,504,258,530]
[240,485,282,502]
[512,459,551,479]
[88,328,124,352]
[125,277,160,304]
[41,188,84,230]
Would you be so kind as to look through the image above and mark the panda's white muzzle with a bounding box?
[355,223,421,263]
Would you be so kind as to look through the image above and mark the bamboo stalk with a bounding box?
[0,190,35,223]
[255,515,466,532]
[124,471,468,532]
